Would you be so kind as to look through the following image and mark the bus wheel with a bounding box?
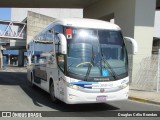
[50,82,59,104]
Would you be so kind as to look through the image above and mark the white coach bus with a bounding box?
[27,18,137,104]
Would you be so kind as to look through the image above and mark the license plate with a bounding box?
[96,95,107,101]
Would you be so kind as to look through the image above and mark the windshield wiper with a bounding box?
[100,48,118,80]
[84,46,95,81]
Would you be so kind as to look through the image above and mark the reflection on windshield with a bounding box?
[66,27,128,80]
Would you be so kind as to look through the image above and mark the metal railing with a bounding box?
[0,20,26,40]
[131,54,160,92]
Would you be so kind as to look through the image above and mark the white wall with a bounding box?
[154,11,160,38]
[11,8,83,21]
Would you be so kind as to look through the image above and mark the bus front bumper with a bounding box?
[64,86,129,104]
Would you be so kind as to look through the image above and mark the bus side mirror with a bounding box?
[57,33,67,54]
[124,37,138,55]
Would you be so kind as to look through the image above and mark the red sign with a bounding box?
[66,28,72,39]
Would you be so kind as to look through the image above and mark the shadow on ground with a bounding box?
[0,71,119,114]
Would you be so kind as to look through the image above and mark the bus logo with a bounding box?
[100,88,105,93]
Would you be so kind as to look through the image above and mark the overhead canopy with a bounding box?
[0,0,159,9]
[0,0,98,8]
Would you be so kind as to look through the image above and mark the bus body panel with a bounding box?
[65,86,129,104]
[27,18,130,104]
[58,76,129,104]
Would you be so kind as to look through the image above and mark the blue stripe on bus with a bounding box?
[70,82,98,85]
[70,81,98,88]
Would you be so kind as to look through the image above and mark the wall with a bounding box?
[26,11,55,45]
[154,10,160,38]
[11,8,83,21]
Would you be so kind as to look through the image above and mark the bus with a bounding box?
[27,18,137,104]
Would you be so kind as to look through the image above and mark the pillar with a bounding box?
[18,50,24,66]
[131,0,156,83]
[114,0,156,83]
[34,56,37,64]
[0,46,3,69]
[28,55,31,65]
[8,54,10,65]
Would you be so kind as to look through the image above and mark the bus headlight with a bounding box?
[69,84,79,90]
[119,83,128,89]
[72,85,78,89]
[63,80,81,90]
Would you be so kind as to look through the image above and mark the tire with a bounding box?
[50,82,59,104]
[30,73,35,88]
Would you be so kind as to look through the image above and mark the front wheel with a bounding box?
[50,82,60,104]
[30,73,35,88]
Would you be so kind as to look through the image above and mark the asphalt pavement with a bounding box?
[2,66,160,105]
[0,67,160,119]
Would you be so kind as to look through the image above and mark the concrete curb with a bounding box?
[129,96,160,105]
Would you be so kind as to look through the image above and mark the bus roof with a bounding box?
[53,18,121,30]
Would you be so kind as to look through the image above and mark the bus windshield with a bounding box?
[65,27,128,81]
